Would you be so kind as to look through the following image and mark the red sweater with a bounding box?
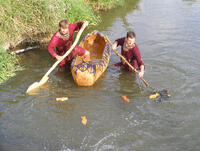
[48,22,83,58]
[115,37,144,71]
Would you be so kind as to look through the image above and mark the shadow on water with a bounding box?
[0,112,3,118]
[116,70,141,96]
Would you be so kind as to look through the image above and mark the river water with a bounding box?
[1,0,200,150]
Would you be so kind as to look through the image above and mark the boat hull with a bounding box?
[71,30,111,86]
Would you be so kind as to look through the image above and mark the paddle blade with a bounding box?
[26,82,40,94]
[26,76,49,94]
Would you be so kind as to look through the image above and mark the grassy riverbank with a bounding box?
[0,45,21,84]
[87,0,125,11]
[0,0,99,47]
[0,0,127,84]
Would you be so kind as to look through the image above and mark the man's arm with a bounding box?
[112,41,118,50]
[112,37,125,50]
[73,21,88,32]
[47,35,61,60]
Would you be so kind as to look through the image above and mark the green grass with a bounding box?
[0,45,21,84]
[0,0,100,45]
[0,0,127,45]
[87,0,125,11]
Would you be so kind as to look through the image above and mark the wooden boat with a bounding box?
[71,30,111,86]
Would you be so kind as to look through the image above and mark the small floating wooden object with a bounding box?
[56,97,68,102]
[122,96,130,103]
[81,116,87,125]
[149,92,160,99]
[71,30,111,86]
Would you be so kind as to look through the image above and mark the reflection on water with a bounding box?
[117,70,141,96]
[1,0,200,150]
[89,0,140,32]
[1,100,19,108]
[0,112,3,118]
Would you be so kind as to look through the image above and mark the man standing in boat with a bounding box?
[48,19,90,71]
[112,31,145,78]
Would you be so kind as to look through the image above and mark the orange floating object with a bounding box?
[121,96,130,103]
[149,93,159,99]
[56,97,68,102]
[81,116,87,125]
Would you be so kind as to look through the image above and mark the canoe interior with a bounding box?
[80,33,106,60]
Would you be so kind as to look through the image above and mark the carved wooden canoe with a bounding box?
[71,30,111,86]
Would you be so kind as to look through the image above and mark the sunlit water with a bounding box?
[1,0,200,150]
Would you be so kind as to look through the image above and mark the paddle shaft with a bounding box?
[107,37,150,88]
[41,23,87,81]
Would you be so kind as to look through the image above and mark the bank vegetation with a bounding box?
[0,0,126,84]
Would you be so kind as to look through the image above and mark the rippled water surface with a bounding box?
[1,0,200,150]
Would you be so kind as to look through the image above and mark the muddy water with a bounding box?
[1,0,200,150]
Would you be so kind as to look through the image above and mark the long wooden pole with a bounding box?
[26,23,88,94]
[107,37,150,88]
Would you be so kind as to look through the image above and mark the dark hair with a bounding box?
[126,31,136,38]
[59,19,68,28]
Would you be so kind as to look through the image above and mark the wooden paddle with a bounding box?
[26,23,88,94]
[107,37,150,88]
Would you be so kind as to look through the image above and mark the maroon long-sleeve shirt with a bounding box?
[115,37,144,71]
[48,22,84,58]
[47,22,86,67]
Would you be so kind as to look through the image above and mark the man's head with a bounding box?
[59,19,69,36]
[126,31,136,46]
